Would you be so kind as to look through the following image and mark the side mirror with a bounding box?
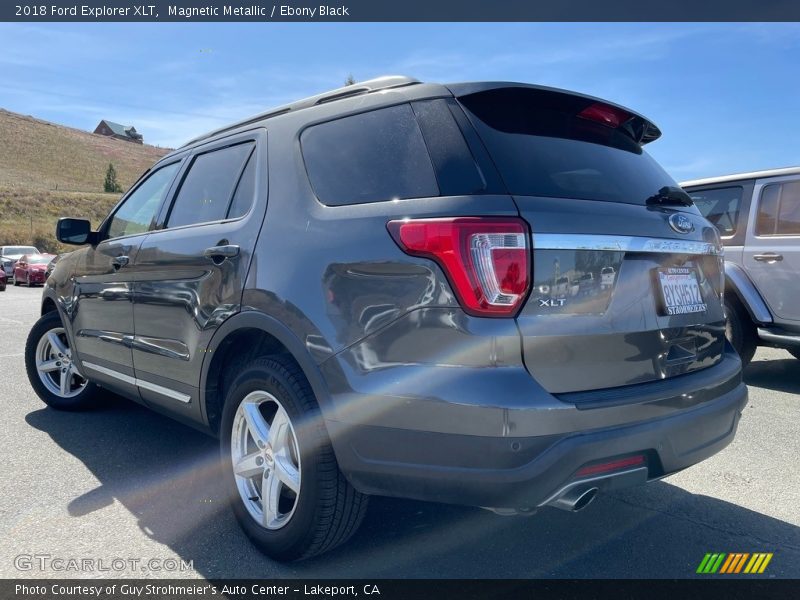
[56,218,96,245]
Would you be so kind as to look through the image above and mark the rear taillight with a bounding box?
[577,102,630,129]
[387,217,530,317]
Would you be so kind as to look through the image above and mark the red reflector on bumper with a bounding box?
[576,455,646,477]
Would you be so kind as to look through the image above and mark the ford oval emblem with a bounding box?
[669,213,695,234]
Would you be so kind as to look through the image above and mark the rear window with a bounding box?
[301,104,439,206]
[27,255,51,264]
[457,87,679,205]
[689,186,743,236]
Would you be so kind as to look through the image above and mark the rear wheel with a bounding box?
[724,295,757,367]
[25,311,99,410]
[221,355,367,561]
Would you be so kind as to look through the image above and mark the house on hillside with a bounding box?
[93,120,144,144]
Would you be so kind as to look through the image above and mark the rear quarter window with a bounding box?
[301,104,439,206]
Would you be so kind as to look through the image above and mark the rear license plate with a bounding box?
[657,267,707,315]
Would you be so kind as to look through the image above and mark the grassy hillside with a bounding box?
[0,109,170,253]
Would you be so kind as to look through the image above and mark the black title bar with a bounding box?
[3,0,800,22]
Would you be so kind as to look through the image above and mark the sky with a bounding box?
[1,22,799,181]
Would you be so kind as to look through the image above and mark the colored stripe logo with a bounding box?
[697,552,773,574]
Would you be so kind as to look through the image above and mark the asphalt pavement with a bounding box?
[0,284,798,579]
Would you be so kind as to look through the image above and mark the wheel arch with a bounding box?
[724,261,772,326]
[200,311,334,437]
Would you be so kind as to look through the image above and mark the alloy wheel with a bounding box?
[34,327,87,398]
[231,390,302,530]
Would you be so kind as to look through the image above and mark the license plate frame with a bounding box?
[656,267,707,316]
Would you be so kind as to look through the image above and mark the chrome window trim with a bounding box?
[82,361,191,403]
[533,234,721,256]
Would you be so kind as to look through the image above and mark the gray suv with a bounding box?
[25,77,747,561]
[683,168,800,365]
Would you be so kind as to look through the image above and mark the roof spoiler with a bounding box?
[447,82,661,145]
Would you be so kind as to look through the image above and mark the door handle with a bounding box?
[111,255,129,269]
[203,245,240,263]
[753,253,784,263]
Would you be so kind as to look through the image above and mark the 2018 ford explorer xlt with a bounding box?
[25,76,747,561]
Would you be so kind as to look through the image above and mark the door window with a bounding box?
[757,180,800,235]
[167,142,255,228]
[107,163,180,239]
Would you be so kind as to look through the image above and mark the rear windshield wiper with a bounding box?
[645,186,694,207]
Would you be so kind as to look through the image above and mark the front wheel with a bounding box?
[25,311,100,410]
[220,356,368,561]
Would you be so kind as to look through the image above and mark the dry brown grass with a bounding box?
[0,109,170,253]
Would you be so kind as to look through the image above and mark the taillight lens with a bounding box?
[387,217,530,317]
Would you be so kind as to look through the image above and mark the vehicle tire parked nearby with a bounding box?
[724,295,757,367]
[220,355,368,561]
[25,311,99,410]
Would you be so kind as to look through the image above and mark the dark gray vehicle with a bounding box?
[25,76,747,561]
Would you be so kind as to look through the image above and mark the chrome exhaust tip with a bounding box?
[548,486,599,512]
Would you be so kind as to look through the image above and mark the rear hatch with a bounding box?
[454,85,726,395]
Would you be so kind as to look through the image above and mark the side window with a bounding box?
[757,181,800,235]
[107,162,180,239]
[689,186,743,237]
[167,142,254,228]
[227,151,256,220]
[301,104,439,206]
[777,181,800,235]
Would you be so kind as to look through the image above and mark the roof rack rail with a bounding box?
[181,75,420,148]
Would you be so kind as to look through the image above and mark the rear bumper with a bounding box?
[325,348,746,509]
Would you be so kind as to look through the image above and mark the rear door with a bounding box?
[454,85,726,394]
[72,161,181,394]
[743,176,800,322]
[130,129,267,418]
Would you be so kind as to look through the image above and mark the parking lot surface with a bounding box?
[0,284,797,578]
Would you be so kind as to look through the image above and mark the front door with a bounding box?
[71,161,182,394]
[130,131,267,417]
[744,177,800,322]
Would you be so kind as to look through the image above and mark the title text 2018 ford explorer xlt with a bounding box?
[25,77,747,561]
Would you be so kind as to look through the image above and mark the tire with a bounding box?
[13,276,19,286]
[220,355,368,561]
[25,273,31,287]
[724,295,758,367]
[25,311,100,410]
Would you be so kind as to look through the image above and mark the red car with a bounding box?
[0,268,6,291]
[13,254,54,287]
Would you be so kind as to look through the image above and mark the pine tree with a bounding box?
[344,74,356,86]
[104,163,122,193]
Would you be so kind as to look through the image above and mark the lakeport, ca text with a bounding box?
[14,5,351,19]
